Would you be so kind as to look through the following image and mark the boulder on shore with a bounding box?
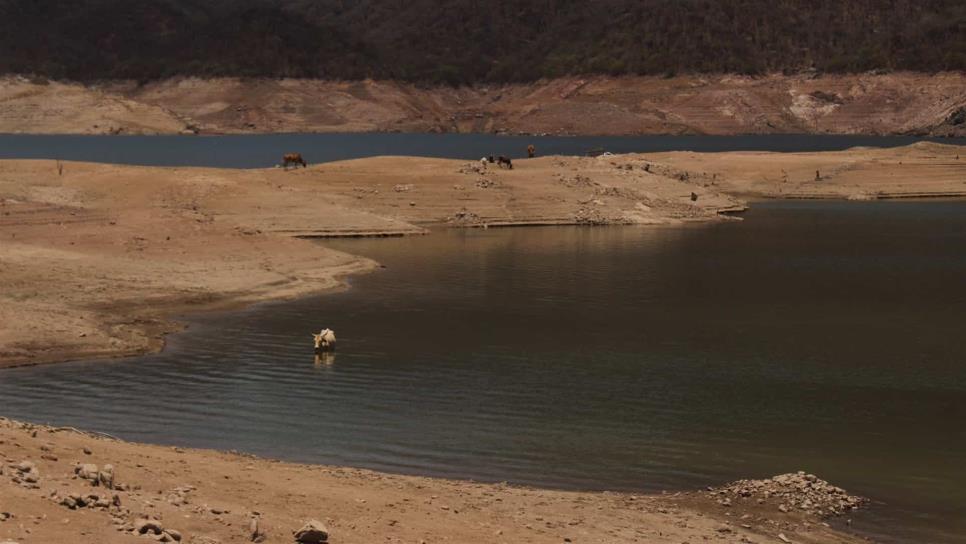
[294,520,329,543]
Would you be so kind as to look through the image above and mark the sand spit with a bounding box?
[1,73,964,136]
[0,417,867,544]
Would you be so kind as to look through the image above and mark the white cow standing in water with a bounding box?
[312,328,337,352]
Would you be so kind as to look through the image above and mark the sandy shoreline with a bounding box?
[0,416,868,544]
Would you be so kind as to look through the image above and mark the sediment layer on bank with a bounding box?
[1,73,964,136]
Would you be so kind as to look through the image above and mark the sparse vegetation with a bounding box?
[0,0,963,84]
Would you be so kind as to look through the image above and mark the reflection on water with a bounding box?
[1,200,965,543]
[314,353,336,367]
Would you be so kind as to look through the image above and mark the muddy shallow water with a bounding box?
[1,200,964,542]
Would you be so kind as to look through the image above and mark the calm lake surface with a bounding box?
[1,133,965,167]
[1,201,965,543]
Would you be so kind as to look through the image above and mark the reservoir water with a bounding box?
[0,200,964,542]
[1,132,965,167]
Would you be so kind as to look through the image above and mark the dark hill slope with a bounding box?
[0,0,963,83]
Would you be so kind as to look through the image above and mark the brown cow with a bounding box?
[282,153,307,169]
[527,144,535,158]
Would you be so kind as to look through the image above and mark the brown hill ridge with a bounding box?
[2,73,965,136]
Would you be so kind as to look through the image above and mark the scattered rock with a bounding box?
[98,464,115,489]
[475,178,497,189]
[294,519,329,544]
[249,517,266,542]
[710,472,864,517]
[134,518,164,535]
[449,208,482,225]
[75,463,99,483]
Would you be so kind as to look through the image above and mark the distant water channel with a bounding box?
[1,201,965,543]
[1,132,965,167]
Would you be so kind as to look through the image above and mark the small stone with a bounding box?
[165,529,182,541]
[82,447,92,455]
[98,465,115,489]
[249,517,264,542]
[135,519,164,535]
[75,463,99,483]
[778,533,791,543]
[294,519,329,544]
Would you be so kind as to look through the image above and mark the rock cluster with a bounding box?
[74,462,119,489]
[475,178,497,189]
[449,208,482,224]
[573,206,610,225]
[294,519,329,544]
[166,484,195,506]
[460,163,487,175]
[709,472,865,517]
[134,518,182,542]
[58,491,120,510]
[6,460,41,488]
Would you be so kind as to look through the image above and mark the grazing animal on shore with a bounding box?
[282,153,307,169]
[527,144,535,158]
[497,156,513,169]
[480,157,488,170]
[312,328,336,352]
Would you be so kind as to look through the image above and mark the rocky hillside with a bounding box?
[0,0,963,84]
[1,73,964,136]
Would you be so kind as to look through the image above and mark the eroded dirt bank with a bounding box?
[0,417,867,544]
[1,72,965,136]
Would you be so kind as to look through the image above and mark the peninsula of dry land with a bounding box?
[1,142,964,369]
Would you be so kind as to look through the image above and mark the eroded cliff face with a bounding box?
[2,73,964,136]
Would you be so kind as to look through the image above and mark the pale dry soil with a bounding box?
[0,418,865,544]
[1,73,964,136]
